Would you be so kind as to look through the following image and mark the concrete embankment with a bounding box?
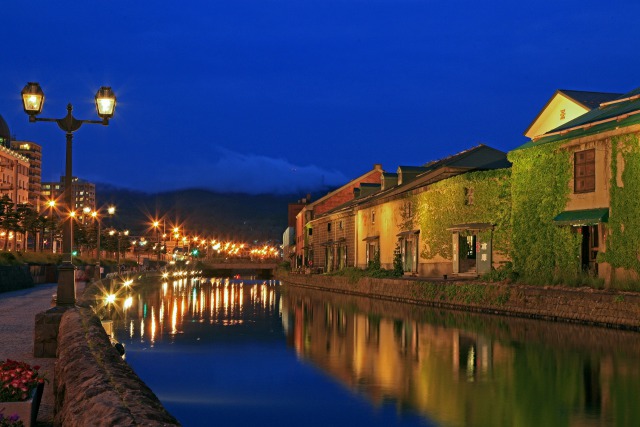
[279,273,640,331]
[54,279,180,427]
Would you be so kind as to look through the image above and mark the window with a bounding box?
[327,223,332,232]
[371,210,376,225]
[575,149,595,193]
[339,221,343,230]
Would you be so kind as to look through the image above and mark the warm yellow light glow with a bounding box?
[106,294,116,304]
[24,94,41,111]
[108,206,116,215]
[124,296,133,310]
[123,279,133,287]
[153,221,160,228]
[91,211,98,218]
[47,200,56,208]
[98,98,115,114]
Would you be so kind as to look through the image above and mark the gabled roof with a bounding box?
[558,90,622,110]
[302,164,383,211]
[515,85,640,151]
[422,144,511,171]
[523,89,622,138]
[312,144,510,220]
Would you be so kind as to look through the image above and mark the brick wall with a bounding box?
[313,170,382,216]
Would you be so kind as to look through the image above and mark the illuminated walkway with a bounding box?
[0,282,84,426]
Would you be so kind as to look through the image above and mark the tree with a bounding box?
[0,195,13,250]
[393,242,404,277]
[18,204,39,252]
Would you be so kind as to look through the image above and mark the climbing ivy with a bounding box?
[508,142,580,282]
[414,168,511,260]
[599,134,640,275]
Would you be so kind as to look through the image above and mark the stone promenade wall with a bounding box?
[0,265,33,293]
[280,274,640,331]
[54,302,179,426]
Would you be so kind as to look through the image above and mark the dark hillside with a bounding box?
[96,185,295,242]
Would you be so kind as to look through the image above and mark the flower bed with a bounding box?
[0,360,46,427]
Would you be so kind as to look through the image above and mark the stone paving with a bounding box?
[0,282,85,427]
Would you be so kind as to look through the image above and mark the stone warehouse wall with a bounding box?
[281,274,640,331]
[54,307,180,426]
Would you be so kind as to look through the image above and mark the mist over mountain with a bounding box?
[95,184,305,243]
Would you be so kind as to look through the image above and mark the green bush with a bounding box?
[481,262,518,283]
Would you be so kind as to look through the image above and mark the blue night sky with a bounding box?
[1,1,639,195]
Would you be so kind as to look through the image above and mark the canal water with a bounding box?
[110,277,640,427]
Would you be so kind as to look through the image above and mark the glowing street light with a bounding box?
[21,82,116,306]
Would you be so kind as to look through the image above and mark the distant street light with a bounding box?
[109,229,129,271]
[46,199,57,253]
[153,220,161,261]
[21,82,116,306]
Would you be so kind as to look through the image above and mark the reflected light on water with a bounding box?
[112,278,281,344]
[172,299,178,335]
[151,307,156,346]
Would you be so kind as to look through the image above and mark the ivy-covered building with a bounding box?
[510,86,640,285]
[309,145,511,277]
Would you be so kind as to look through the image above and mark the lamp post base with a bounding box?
[94,262,101,281]
[56,262,77,306]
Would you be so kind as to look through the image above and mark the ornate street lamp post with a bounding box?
[109,228,129,271]
[21,82,116,306]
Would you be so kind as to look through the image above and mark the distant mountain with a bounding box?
[95,184,300,243]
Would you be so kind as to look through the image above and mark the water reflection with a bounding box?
[103,278,640,426]
[105,277,280,347]
[281,285,640,427]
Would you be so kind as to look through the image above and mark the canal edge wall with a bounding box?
[278,273,640,331]
[54,279,181,426]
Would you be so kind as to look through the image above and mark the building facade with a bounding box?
[511,85,640,285]
[306,145,511,277]
[295,164,384,269]
[10,140,42,211]
[41,176,96,213]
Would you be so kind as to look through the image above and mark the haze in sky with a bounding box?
[1,1,639,194]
